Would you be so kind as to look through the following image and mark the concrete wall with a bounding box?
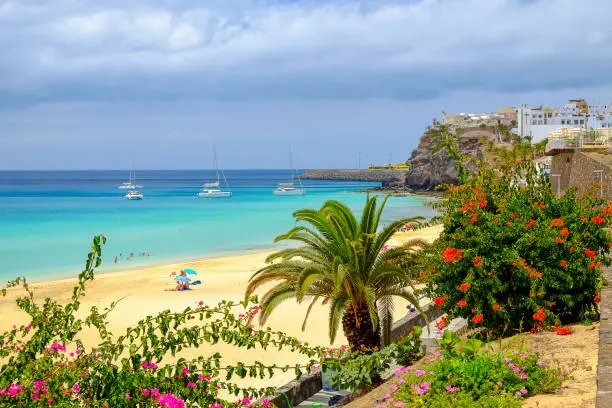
[550,152,612,199]
[302,169,410,187]
[264,303,444,408]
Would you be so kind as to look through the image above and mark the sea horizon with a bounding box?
[0,170,434,283]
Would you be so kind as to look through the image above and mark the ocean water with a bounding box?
[0,170,434,282]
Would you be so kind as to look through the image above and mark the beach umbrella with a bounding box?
[183,268,197,275]
[174,276,191,283]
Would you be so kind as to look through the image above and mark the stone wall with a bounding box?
[550,152,612,199]
[301,169,410,188]
[596,266,612,407]
[265,303,444,408]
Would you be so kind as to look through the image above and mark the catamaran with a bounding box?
[125,171,143,200]
[118,169,142,189]
[198,146,232,198]
[274,148,305,196]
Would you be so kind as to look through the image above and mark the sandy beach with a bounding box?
[0,224,443,390]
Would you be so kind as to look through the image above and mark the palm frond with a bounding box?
[259,283,298,325]
[329,293,348,343]
[296,266,328,302]
[302,296,319,331]
[378,295,394,346]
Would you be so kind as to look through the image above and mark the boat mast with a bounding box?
[213,144,220,185]
[289,146,294,184]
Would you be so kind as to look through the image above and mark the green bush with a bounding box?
[379,331,564,407]
[327,327,422,391]
[424,162,611,334]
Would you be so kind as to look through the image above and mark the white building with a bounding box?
[518,100,612,143]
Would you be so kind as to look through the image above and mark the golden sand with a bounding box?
[0,224,443,389]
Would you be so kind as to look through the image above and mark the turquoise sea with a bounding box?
[0,170,434,282]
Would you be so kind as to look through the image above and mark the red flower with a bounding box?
[435,316,448,331]
[479,200,487,208]
[560,260,567,267]
[419,270,425,276]
[580,216,588,222]
[592,214,606,225]
[560,227,569,236]
[511,213,517,218]
[492,304,500,311]
[443,247,463,263]
[525,219,535,229]
[470,215,478,224]
[533,308,546,322]
[506,221,512,226]
[471,313,484,324]
[552,326,573,335]
[457,300,467,308]
[459,283,471,292]
[433,297,446,307]
[550,218,564,227]
[473,256,484,268]
[585,249,596,258]
[570,246,575,252]
[595,293,601,303]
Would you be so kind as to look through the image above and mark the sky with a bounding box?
[1,0,611,170]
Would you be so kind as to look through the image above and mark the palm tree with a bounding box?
[245,195,427,351]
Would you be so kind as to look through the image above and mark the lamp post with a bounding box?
[595,170,604,198]
[551,174,561,197]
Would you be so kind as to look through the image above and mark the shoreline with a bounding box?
[0,224,443,390]
[14,224,444,288]
[23,241,293,285]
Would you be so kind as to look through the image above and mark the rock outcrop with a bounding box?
[404,127,496,190]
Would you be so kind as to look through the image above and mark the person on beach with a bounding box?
[114,257,118,264]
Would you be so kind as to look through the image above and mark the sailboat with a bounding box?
[198,146,232,198]
[274,148,305,196]
[125,171,143,200]
[118,169,143,189]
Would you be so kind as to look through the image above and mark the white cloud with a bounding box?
[0,0,611,101]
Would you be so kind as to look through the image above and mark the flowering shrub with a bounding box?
[378,332,565,407]
[425,162,612,334]
[0,236,328,407]
[326,327,422,391]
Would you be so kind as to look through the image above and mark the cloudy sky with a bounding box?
[1,0,611,170]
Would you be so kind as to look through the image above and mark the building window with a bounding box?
[603,123,607,128]
[580,119,584,125]
[561,120,565,125]
[574,120,579,125]
[548,113,552,118]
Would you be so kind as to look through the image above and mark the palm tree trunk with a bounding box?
[341,303,381,353]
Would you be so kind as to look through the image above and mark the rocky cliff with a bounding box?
[404,127,496,190]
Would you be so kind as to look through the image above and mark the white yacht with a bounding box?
[198,145,232,198]
[125,190,144,200]
[198,181,231,198]
[274,148,305,196]
[274,182,305,196]
[118,170,142,189]
[118,181,135,189]
[124,171,144,200]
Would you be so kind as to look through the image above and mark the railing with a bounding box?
[368,164,410,170]
[546,130,612,153]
